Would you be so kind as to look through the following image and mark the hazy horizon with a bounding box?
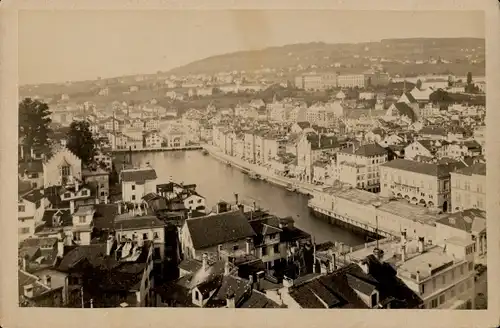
[19,10,485,85]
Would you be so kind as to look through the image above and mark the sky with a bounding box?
[18,10,485,85]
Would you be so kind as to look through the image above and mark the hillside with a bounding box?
[167,38,485,77]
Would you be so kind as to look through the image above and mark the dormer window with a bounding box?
[61,165,71,177]
[81,190,88,196]
[371,291,379,308]
[64,192,71,199]
[79,216,86,224]
[18,205,26,212]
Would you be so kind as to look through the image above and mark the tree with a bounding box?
[467,72,473,85]
[416,79,423,90]
[66,121,96,166]
[18,98,53,160]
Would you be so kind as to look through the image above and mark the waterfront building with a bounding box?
[450,163,486,212]
[145,119,160,131]
[165,131,187,148]
[333,143,389,193]
[180,210,257,261]
[119,167,158,204]
[145,131,163,149]
[379,159,466,212]
[297,133,339,183]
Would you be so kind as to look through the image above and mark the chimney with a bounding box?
[245,238,252,255]
[57,239,64,258]
[238,204,244,213]
[416,270,421,282]
[253,201,257,211]
[226,291,236,308]
[248,275,254,287]
[106,235,114,256]
[282,276,294,290]
[418,237,425,253]
[401,243,406,262]
[224,260,231,276]
[202,253,208,271]
[401,229,407,244]
[23,284,34,298]
[69,201,75,215]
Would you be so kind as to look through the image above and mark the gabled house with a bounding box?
[19,160,44,189]
[180,210,256,261]
[120,167,158,203]
[43,148,82,188]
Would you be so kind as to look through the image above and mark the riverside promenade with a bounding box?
[202,144,322,196]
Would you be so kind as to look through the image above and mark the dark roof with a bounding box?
[239,290,280,308]
[436,208,486,233]
[419,125,447,136]
[21,189,45,203]
[295,122,311,130]
[120,168,157,182]
[339,143,388,157]
[454,162,486,176]
[307,134,339,150]
[18,160,43,174]
[403,92,417,103]
[93,204,120,229]
[394,102,417,122]
[18,270,52,299]
[463,140,482,150]
[18,179,33,196]
[113,215,165,230]
[208,275,251,307]
[41,209,73,228]
[185,211,256,250]
[178,259,203,273]
[289,256,423,309]
[380,159,466,178]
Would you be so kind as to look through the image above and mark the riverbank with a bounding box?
[111,145,202,153]
[202,144,322,196]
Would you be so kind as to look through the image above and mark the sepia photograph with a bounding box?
[5,2,498,323]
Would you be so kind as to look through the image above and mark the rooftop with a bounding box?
[380,159,466,178]
[120,168,157,183]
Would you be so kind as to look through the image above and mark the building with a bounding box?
[334,143,389,192]
[18,269,64,307]
[180,210,256,261]
[297,133,339,183]
[82,168,110,203]
[337,74,365,88]
[450,163,486,212]
[120,167,158,203]
[93,151,113,171]
[379,159,466,212]
[43,148,83,188]
[145,131,163,149]
[56,237,155,307]
[18,160,44,189]
[435,209,486,259]
[404,140,444,160]
[267,254,423,309]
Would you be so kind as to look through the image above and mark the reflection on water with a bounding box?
[117,151,364,246]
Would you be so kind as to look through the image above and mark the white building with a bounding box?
[43,148,82,188]
[120,167,158,203]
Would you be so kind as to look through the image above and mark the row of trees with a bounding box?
[19,98,97,166]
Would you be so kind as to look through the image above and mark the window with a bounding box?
[101,191,105,196]
[432,279,436,290]
[18,205,25,212]
[451,269,455,281]
[132,195,136,201]
[153,232,159,239]
[451,287,455,298]
[131,185,135,190]
[61,165,71,177]
[467,279,472,289]
[143,233,149,240]
[468,262,473,271]
[74,232,81,241]
[194,290,200,301]
[81,190,88,196]
[19,227,30,234]
[261,246,268,256]
[64,192,71,199]
[79,216,86,224]
[460,265,464,275]
[232,245,239,251]
[197,199,202,204]
[273,244,279,254]
[439,294,445,305]
[420,284,425,295]
[188,200,193,204]
[430,299,438,308]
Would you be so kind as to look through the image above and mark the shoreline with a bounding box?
[201,144,321,196]
[111,145,202,153]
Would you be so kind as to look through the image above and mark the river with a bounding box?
[116,150,365,246]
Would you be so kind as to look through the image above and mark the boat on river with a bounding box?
[248,171,261,179]
[201,149,209,156]
[286,183,297,192]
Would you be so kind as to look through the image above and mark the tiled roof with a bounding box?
[120,168,157,182]
[18,179,33,196]
[18,270,51,299]
[339,143,388,157]
[394,103,417,122]
[463,140,482,150]
[185,211,256,250]
[239,290,280,308]
[93,204,119,229]
[403,92,417,103]
[207,275,251,307]
[22,189,45,204]
[296,122,311,129]
[454,162,486,176]
[178,259,203,273]
[113,215,165,231]
[380,159,466,178]
[307,135,339,150]
[436,208,486,233]
[419,125,447,136]
[41,209,73,228]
